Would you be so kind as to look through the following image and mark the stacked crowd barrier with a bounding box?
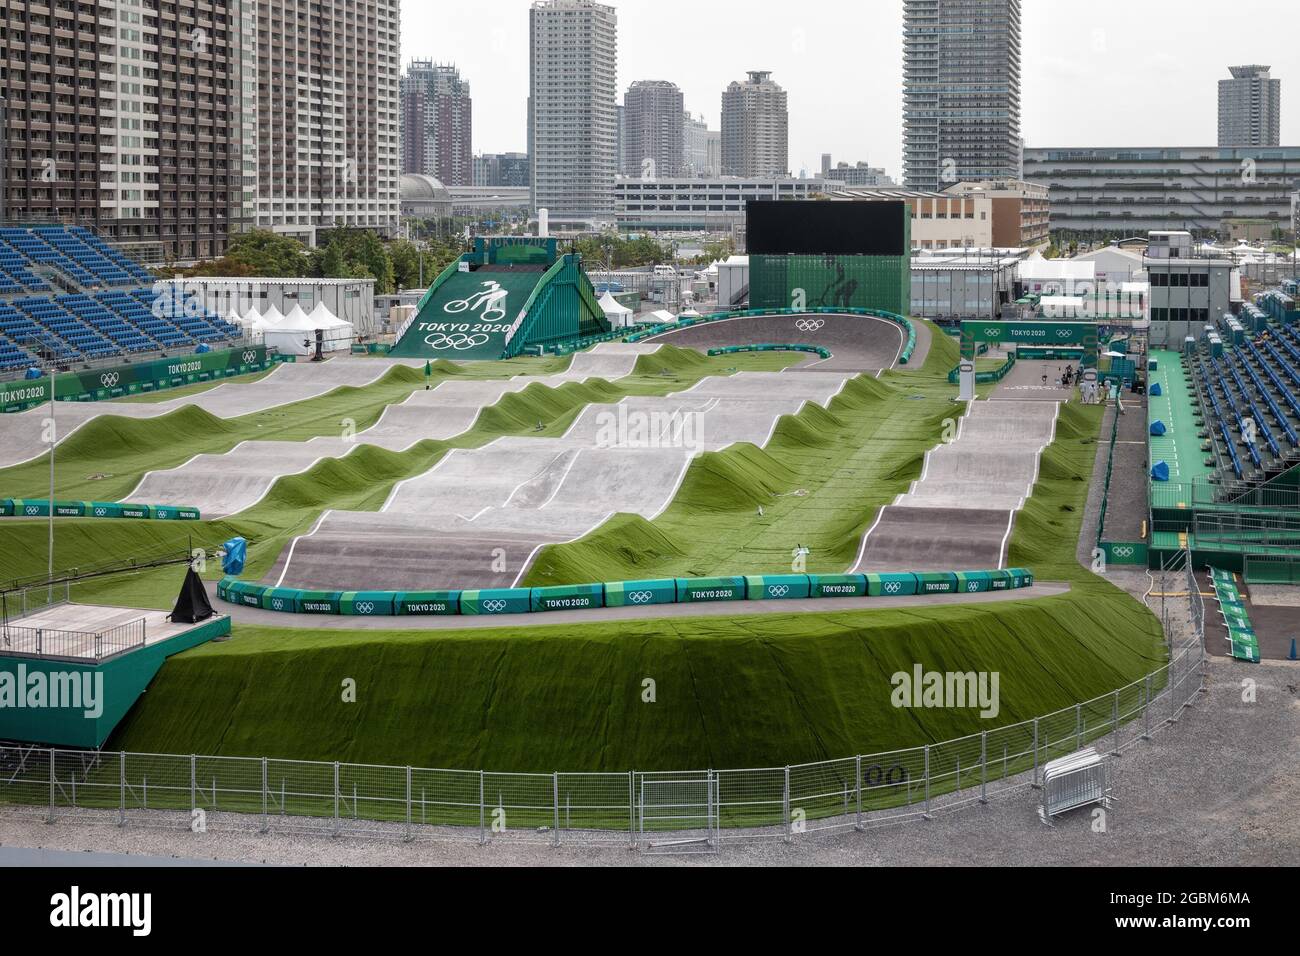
[1209,568,1259,663]
[217,568,1035,618]
[1,499,200,520]
[706,344,831,359]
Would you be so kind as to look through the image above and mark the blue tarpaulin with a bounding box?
[1150,420,1167,436]
[221,537,247,575]
[1151,461,1171,481]
[1150,382,1163,397]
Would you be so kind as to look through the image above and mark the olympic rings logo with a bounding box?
[795,319,825,333]
[883,581,902,594]
[242,351,257,364]
[1056,329,1073,339]
[100,372,120,387]
[356,602,376,615]
[93,507,107,517]
[1111,546,1136,558]
[271,598,285,611]
[983,328,1001,337]
[24,506,39,515]
[482,599,508,612]
[424,332,491,351]
[967,582,980,592]
[628,591,654,604]
[767,585,790,597]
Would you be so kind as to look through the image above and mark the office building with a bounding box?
[614,177,829,233]
[684,112,721,177]
[1024,147,1300,240]
[903,0,1023,191]
[473,153,531,188]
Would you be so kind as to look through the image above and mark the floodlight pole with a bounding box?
[47,351,55,601]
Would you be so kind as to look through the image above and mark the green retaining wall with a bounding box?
[947,351,1017,385]
[1,499,200,520]
[0,346,274,413]
[0,614,230,748]
[216,568,1036,618]
[708,344,831,359]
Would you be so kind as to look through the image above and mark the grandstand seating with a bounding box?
[1188,309,1300,490]
[0,225,240,372]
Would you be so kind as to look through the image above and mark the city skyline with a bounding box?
[405,0,1300,182]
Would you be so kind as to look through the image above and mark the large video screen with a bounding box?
[746,200,906,257]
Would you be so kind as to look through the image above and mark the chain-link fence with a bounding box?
[0,569,1206,852]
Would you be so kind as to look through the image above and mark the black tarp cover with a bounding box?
[169,567,215,624]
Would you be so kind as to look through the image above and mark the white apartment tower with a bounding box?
[720,71,789,178]
[528,0,618,222]
[253,0,401,242]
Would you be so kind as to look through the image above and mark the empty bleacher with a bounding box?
[1186,305,1300,491]
[0,225,240,373]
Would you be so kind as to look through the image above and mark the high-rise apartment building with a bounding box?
[0,0,250,262]
[622,81,683,177]
[721,71,788,178]
[528,0,618,222]
[903,0,1022,192]
[473,152,531,188]
[253,0,401,243]
[1218,66,1281,148]
[401,61,473,187]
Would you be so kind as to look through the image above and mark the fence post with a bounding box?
[332,762,340,837]
[922,746,933,820]
[1142,674,1153,741]
[1032,718,1040,788]
[783,766,792,842]
[628,771,636,850]
[1075,702,1083,750]
[854,755,864,832]
[979,732,988,805]
[118,751,126,827]
[46,747,55,824]
[1110,690,1121,756]
[552,772,560,848]
[189,754,196,814]
[404,767,412,843]
[260,757,268,834]
[478,770,486,846]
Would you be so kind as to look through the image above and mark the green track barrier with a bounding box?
[604,579,676,607]
[460,588,532,616]
[707,344,831,360]
[743,574,811,600]
[340,592,396,616]
[395,591,461,616]
[675,576,746,603]
[865,573,918,597]
[913,571,958,595]
[530,584,604,612]
[216,565,1036,618]
[808,573,867,597]
[954,570,993,594]
[295,591,343,615]
[1,498,200,520]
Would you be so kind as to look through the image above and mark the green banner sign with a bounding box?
[960,321,1098,364]
[1,346,270,412]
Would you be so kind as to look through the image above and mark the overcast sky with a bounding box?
[405,0,1298,180]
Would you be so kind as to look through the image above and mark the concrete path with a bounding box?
[268,370,853,590]
[121,344,654,517]
[0,355,429,470]
[854,366,1064,572]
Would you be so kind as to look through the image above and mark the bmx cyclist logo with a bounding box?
[445,281,509,323]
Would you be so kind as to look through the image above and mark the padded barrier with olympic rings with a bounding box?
[1,498,201,520]
[216,568,1035,618]
[556,307,918,364]
[707,344,832,359]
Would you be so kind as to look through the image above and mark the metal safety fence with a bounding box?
[0,568,1205,851]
